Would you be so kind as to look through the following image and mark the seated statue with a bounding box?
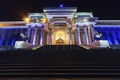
[56,38,64,43]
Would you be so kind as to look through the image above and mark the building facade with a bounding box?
[0,7,120,48]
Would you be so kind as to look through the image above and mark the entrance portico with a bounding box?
[26,7,98,46]
[43,7,76,45]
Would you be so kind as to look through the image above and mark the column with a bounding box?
[72,33,75,45]
[30,28,33,44]
[6,30,12,46]
[49,28,52,45]
[0,30,5,46]
[67,22,72,45]
[87,26,92,43]
[11,29,17,46]
[26,25,31,43]
[33,26,37,45]
[69,28,72,45]
[84,27,89,45]
[90,26,95,42]
[36,28,40,45]
[77,25,81,45]
[40,26,44,45]
[42,26,45,45]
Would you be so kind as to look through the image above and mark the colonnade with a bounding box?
[48,20,74,45]
[0,28,27,46]
[26,23,45,45]
[74,22,95,45]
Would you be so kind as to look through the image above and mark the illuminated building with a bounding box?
[0,7,120,49]
[1,7,120,78]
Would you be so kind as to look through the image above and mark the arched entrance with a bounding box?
[56,31,65,44]
[52,30,69,45]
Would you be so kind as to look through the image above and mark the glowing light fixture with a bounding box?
[23,17,31,23]
[59,4,64,8]
[41,18,46,23]
[83,19,88,22]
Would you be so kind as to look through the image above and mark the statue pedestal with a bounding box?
[14,41,33,49]
[56,38,64,45]
[88,40,110,48]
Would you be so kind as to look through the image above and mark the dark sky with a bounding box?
[0,0,120,21]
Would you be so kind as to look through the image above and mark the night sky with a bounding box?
[0,0,120,21]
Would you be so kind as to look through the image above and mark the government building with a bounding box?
[1,7,120,79]
[0,7,120,49]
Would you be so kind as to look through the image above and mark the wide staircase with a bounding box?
[0,45,120,78]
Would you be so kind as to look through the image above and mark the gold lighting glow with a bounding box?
[56,31,65,40]
[41,18,46,23]
[23,17,31,23]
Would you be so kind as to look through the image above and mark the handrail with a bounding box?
[32,45,44,50]
[77,44,91,50]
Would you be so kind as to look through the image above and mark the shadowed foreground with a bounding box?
[0,45,120,79]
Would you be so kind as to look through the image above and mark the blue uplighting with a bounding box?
[112,31,119,45]
[0,28,27,46]
[59,4,64,8]
[106,32,112,45]
[118,31,120,43]
[94,26,120,45]
[0,25,120,46]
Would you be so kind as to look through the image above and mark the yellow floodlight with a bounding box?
[23,17,31,23]
[41,18,46,23]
